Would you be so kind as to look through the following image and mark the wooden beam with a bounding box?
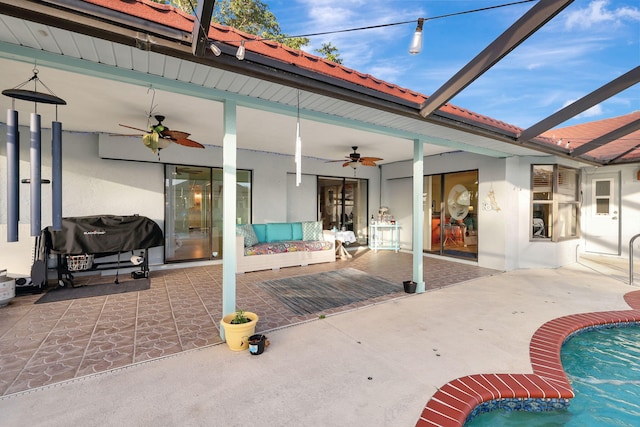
[191,0,216,57]
[419,0,574,118]
[518,66,640,142]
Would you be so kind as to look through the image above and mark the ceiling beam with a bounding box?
[518,66,640,142]
[191,0,216,57]
[419,0,574,118]
[570,118,640,157]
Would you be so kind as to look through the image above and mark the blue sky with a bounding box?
[266,0,639,130]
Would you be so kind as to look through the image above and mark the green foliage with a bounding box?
[230,309,250,324]
[212,0,309,50]
[148,0,345,62]
[315,42,342,64]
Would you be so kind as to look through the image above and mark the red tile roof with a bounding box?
[541,112,640,163]
[84,0,521,135]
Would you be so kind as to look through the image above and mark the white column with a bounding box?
[413,138,425,293]
[221,100,237,329]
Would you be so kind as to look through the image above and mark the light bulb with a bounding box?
[409,18,425,55]
[236,41,245,60]
[210,43,221,56]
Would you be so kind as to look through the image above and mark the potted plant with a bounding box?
[220,309,259,351]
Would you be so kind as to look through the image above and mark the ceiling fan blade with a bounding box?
[119,123,148,133]
[360,159,379,166]
[173,138,205,149]
[108,132,144,137]
[361,157,383,162]
[162,129,191,140]
[342,161,353,167]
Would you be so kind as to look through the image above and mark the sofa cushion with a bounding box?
[252,224,267,243]
[236,224,258,247]
[291,222,303,240]
[265,223,293,242]
[302,220,322,241]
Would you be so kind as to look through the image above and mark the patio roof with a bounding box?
[0,0,637,165]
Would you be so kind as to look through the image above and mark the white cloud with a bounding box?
[564,0,640,30]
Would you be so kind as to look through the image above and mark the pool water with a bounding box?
[466,325,640,426]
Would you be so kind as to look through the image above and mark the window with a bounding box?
[531,165,580,241]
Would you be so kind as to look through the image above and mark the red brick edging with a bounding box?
[415,290,640,426]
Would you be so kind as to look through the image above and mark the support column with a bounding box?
[221,100,237,337]
[413,139,425,293]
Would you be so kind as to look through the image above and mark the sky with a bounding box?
[264,0,639,130]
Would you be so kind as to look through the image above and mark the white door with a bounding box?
[584,172,620,255]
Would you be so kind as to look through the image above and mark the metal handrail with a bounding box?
[630,234,640,286]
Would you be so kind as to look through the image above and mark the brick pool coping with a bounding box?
[415,290,640,426]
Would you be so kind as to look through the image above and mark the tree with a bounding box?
[315,42,342,65]
[150,0,343,63]
[212,0,309,50]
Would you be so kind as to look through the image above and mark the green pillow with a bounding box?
[265,223,293,242]
[252,224,267,243]
[236,224,258,247]
[291,222,303,240]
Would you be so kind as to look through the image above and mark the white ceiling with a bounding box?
[0,11,543,166]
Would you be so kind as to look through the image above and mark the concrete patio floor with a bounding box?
[0,251,638,426]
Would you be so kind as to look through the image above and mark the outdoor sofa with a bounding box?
[236,221,335,273]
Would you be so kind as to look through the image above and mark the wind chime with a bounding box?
[295,90,302,187]
[3,67,66,242]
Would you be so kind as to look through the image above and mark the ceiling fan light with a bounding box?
[349,161,359,169]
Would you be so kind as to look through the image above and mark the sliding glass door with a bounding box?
[318,176,368,245]
[165,165,251,262]
[425,170,478,260]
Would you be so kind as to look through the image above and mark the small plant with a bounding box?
[230,309,250,324]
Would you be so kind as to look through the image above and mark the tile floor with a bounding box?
[0,249,499,397]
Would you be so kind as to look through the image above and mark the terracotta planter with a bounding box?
[221,312,259,351]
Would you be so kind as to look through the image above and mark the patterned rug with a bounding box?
[257,268,402,315]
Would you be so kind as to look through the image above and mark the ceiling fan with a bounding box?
[117,115,205,156]
[328,146,383,168]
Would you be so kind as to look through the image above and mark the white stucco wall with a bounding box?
[381,151,512,271]
[1,129,381,275]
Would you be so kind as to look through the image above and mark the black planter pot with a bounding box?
[248,334,267,355]
[403,280,417,293]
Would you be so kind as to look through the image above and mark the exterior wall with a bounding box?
[1,128,380,275]
[379,151,602,272]
[381,151,511,271]
[581,164,640,259]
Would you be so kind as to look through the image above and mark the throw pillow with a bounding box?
[236,224,258,247]
[265,223,293,242]
[302,221,322,241]
[252,224,267,243]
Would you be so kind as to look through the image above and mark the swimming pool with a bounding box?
[466,324,640,426]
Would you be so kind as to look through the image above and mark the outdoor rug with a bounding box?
[256,268,402,315]
[35,278,150,304]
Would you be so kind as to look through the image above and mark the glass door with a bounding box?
[165,165,212,262]
[425,170,478,260]
[165,165,252,262]
[318,177,368,245]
